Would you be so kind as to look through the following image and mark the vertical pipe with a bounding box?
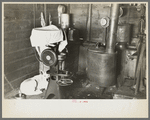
[106,4,120,53]
[86,4,92,41]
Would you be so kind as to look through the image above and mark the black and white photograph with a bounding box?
[2,1,149,118]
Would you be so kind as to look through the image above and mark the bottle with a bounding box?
[68,23,79,41]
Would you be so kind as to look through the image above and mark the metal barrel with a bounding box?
[87,50,117,87]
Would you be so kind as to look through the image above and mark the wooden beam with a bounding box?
[86,4,92,41]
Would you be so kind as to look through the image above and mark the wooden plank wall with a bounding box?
[69,4,88,40]
[4,3,64,95]
[70,4,144,43]
[73,4,145,72]
[4,4,38,94]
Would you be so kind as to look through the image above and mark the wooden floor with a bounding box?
[4,73,146,100]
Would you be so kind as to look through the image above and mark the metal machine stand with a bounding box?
[44,52,73,99]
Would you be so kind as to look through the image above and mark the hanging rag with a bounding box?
[30,25,68,55]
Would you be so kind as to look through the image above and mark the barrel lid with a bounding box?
[118,23,131,26]
[88,47,105,53]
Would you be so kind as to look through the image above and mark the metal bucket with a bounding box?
[117,24,131,43]
[87,49,117,87]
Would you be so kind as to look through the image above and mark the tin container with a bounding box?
[116,42,127,87]
[117,24,131,43]
[87,48,117,87]
[125,46,137,78]
[68,28,79,41]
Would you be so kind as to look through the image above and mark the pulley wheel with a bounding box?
[56,79,73,86]
[41,49,57,66]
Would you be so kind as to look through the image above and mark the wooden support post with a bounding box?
[135,42,146,95]
[86,4,92,41]
[44,4,47,26]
